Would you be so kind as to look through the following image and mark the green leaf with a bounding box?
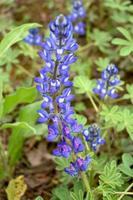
[116,109,133,140]
[99,160,124,189]
[117,27,132,41]
[0,23,41,58]
[119,153,133,177]
[2,122,36,166]
[95,57,110,71]
[54,157,71,171]
[52,186,71,200]
[74,75,95,95]
[0,78,3,117]
[112,38,130,46]
[123,84,133,103]
[3,86,38,115]
[35,197,44,200]
[19,101,47,136]
[120,46,133,56]
[112,27,133,56]
[74,114,87,126]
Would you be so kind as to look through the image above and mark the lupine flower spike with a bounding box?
[24,28,43,46]
[68,0,86,35]
[35,14,105,176]
[93,64,121,99]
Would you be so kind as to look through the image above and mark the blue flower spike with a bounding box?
[93,64,121,99]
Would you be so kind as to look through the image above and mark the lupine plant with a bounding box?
[0,0,133,200]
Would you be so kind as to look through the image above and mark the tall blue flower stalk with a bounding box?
[68,0,86,35]
[35,14,104,179]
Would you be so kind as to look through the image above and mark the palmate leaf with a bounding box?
[90,29,112,53]
[95,57,110,72]
[0,23,41,58]
[98,161,124,199]
[112,27,133,56]
[119,153,133,177]
[123,84,133,103]
[104,0,131,11]
[74,75,95,95]
[100,105,133,140]
[100,105,121,127]
[51,186,71,200]
[116,109,133,140]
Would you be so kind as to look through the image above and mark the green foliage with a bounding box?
[100,105,133,140]
[51,186,71,200]
[104,0,132,11]
[119,153,133,177]
[0,23,41,58]
[2,86,38,116]
[112,27,133,56]
[74,75,95,95]
[99,160,123,189]
[35,197,44,200]
[98,161,124,199]
[2,122,36,167]
[95,57,110,72]
[0,48,20,71]
[123,84,133,103]
[74,114,87,126]
[90,29,112,53]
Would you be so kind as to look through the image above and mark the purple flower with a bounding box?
[93,64,121,99]
[72,137,84,153]
[53,141,72,158]
[24,28,43,46]
[47,123,59,141]
[75,156,91,171]
[65,156,91,176]
[65,162,78,176]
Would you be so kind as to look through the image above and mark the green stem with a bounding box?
[117,182,133,200]
[81,172,91,193]
[87,93,99,112]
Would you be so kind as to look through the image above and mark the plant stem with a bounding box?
[81,172,91,193]
[87,93,99,112]
[117,182,133,200]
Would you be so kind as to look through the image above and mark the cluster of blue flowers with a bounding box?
[83,124,105,151]
[68,0,86,35]
[24,28,43,46]
[93,64,120,99]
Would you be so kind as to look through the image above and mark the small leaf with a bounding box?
[6,176,27,200]
[119,153,133,177]
[120,46,133,56]
[117,27,132,41]
[74,75,95,95]
[3,86,38,115]
[0,23,41,58]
